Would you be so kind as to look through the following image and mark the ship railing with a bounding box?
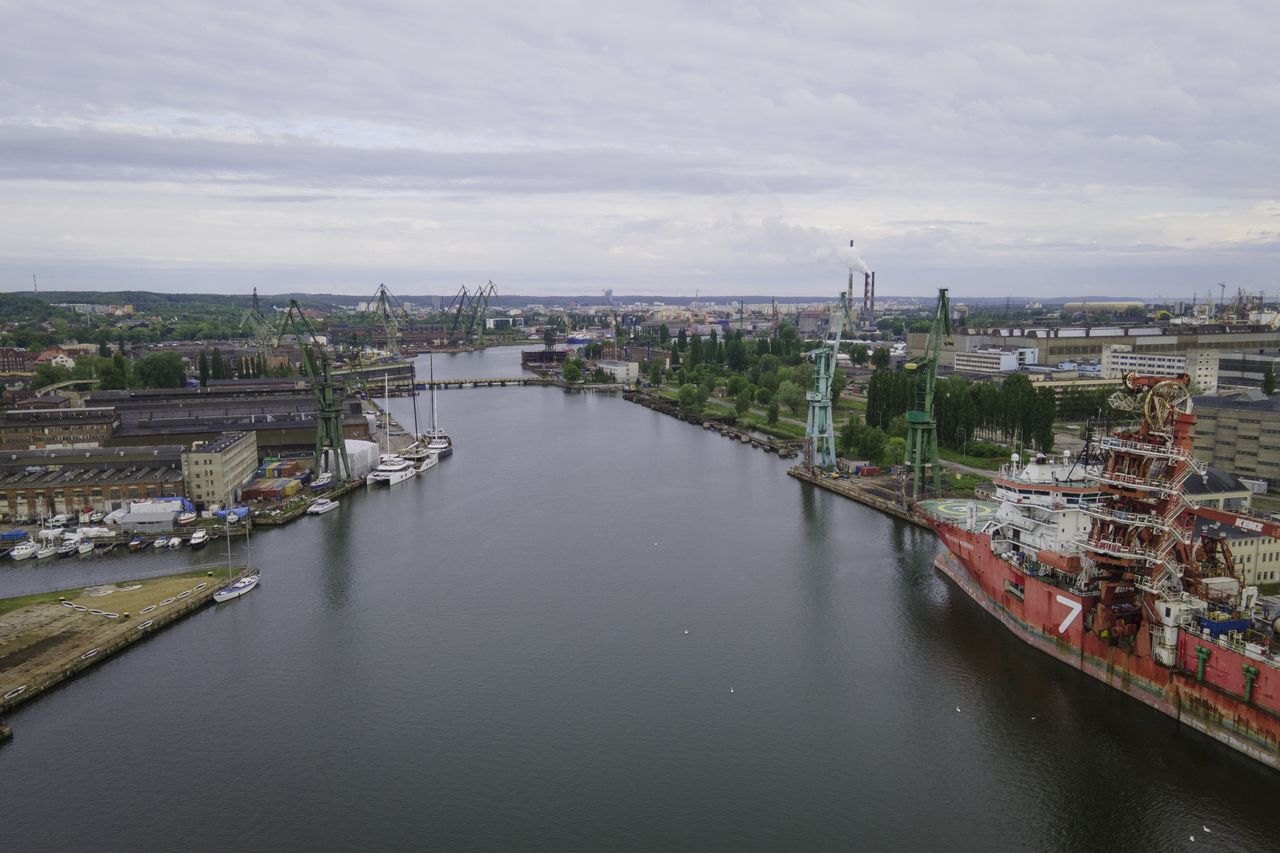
[1081,504,1192,544]
[1097,437,1206,474]
[1078,536,1166,564]
[1084,465,1195,496]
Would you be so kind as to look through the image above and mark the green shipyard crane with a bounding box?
[276,299,351,482]
[804,292,857,470]
[903,288,951,500]
[362,283,407,357]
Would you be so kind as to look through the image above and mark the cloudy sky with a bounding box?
[1,1,1277,298]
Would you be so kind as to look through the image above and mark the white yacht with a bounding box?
[189,528,210,549]
[307,497,340,515]
[11,541,38,560]
[366,454,416,486]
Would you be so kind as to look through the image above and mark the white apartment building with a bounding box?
[1100,345,1218,393]
[953,346,1039,374]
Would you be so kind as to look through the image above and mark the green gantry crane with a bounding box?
[904,288,952,500]
[805,292,857,470]
[276,299,351,482]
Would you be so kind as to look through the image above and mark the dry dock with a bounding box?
[0,567,251,721]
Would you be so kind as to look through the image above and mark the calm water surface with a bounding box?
[2,346,1278,851]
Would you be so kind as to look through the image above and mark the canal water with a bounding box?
[3,346,1279,851]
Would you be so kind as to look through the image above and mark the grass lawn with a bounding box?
[938,446,1006,470]
[0,569,216,617]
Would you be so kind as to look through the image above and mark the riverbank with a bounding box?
[0,566,251,723]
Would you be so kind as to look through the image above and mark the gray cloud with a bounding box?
[0,1,1277,296]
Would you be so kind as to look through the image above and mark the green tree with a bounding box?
[677,383,705,415]
[677,328,688,352]
[563,360,583,383]
[33,362,72,388]
[767,400,779,425]
[648,360,664,386]
[98,352,131,390]
[210,348,226,381]
[687,334,702,368]
[543,328,556,349]
[884,436,907,467]
[135,352,187,388]
[777,380,805,416]
[734,388,752,416]
[1265,364,1276,396]
[198,350,210,387]
[830,366,847,400]
[871,346,891,371]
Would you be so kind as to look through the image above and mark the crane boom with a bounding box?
[904,288,952,500]
[804,293,857,470]
[276,300,351,482]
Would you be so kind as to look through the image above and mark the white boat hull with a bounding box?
[213,574,260,603]
[367,467,416,486]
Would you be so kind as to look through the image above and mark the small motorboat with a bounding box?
[153,537,169,550]
[176,511,197,526]
[56,540,79,557]
[306,497,339,515]
[128,536,147,552]
[77,539,95,555]
[10,541,38,561]
[36,544,57,559]
[310,471,334,489]
[166,536,182,549]
[87,511,105,523]
[189,529,209,549]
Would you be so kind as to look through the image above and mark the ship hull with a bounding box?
[929,519,1280,771]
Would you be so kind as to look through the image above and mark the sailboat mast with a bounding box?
[430,354,438,431]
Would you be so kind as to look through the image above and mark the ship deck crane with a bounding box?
[804,293,857,470]
[904,288,951,501]
[276,300,351,482]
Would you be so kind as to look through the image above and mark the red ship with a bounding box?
[918,374,1280,770]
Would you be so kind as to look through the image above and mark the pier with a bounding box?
[0,566,253,719]
[787,466,929,529]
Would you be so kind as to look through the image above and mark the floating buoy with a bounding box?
[955,707,962,712]
[683,629,689,635]
[730,688,735,693]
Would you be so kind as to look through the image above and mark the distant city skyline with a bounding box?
[2,3,1276,298]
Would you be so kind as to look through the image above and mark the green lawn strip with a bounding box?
[937,446,1005,470]
[0,570,215,617]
